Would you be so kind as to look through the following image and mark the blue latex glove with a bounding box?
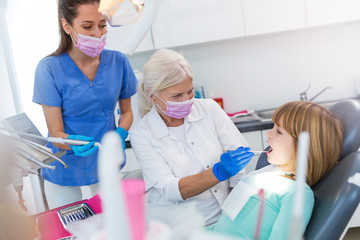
[115,127,128,151]
[213,147,254,181]
[67,135,99,157]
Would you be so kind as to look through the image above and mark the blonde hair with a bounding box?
[272,101,343,186]
[138,49,194,117]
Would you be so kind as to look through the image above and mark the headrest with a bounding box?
[329,99,360,159]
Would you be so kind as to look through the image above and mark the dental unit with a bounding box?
[12,146,56,170]
[0,127,102,148]
[1,133,68,168]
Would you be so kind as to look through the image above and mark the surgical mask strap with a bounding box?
[68,25,78,46]
[153,92,167,105]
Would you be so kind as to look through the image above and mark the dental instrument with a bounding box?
[252,150,268,155]
[0,127,102,148]
[12,146,56,170]
[22,140,69,168]
[1,133,69,168]
[225,149,268,155]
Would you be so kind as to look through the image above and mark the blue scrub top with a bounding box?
[33,49,137,186]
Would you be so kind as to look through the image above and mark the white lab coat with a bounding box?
[130,99,248,217]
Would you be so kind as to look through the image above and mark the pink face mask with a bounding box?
[155,93,195,119]
[70,27,107,57]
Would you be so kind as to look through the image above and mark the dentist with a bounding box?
[32,0,137,209]
[130,49,253,226]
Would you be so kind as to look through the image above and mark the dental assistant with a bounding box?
[32,0,137,209]
[130,49,253,226]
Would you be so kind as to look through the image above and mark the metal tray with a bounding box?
[57,203,95,229]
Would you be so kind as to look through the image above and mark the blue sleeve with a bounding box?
[32,58,62,107]
[267,188,314,240]
[119,54,138,100]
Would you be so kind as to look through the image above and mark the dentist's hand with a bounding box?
[115,127,128,151]
[115,127,128,169]
[67,135,98,157]
[213,147,254,181]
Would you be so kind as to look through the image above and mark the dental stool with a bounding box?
[255,99,360,240]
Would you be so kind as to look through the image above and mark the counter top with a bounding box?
[125,120,274,148]
[234,97,360,133]
[235,120,274,133]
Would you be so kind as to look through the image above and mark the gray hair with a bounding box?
[138,48,194,117]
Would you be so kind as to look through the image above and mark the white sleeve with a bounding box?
[207,99,249,186]
[130,129,184,202]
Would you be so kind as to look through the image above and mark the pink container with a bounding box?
[34,179,145,240]
[122,179,146,240]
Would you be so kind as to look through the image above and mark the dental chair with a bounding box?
[255,99,360,240]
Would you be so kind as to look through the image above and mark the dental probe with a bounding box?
[225,150,268,155]
[0,127,102,148]
[252,150,268,155]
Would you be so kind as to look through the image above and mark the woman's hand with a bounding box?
[67,135,98,157]
[115,127,128,151]
[213,147,254,181]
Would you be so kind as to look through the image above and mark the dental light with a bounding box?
[98,0,163,55]
[99,0,145,27]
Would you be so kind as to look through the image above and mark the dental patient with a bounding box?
[207,101,343,240]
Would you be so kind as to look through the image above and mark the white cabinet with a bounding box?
[242,0,307,36]
[106,25,154,54]
[151,0,245,49]
[106,0,360,53]
[306,0,360,27]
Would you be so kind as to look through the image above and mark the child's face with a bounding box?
[266,120,297,173]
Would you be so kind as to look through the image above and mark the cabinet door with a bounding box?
[106,25,154,54]
[151,0,245,49]
[306,0,360,27]
[242,131,263,173]
[242,0,306,36]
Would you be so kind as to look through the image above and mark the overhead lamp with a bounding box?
[98,0,145,27]
[99,0,162,55]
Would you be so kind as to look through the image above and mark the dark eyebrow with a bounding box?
[81,19,107,24]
